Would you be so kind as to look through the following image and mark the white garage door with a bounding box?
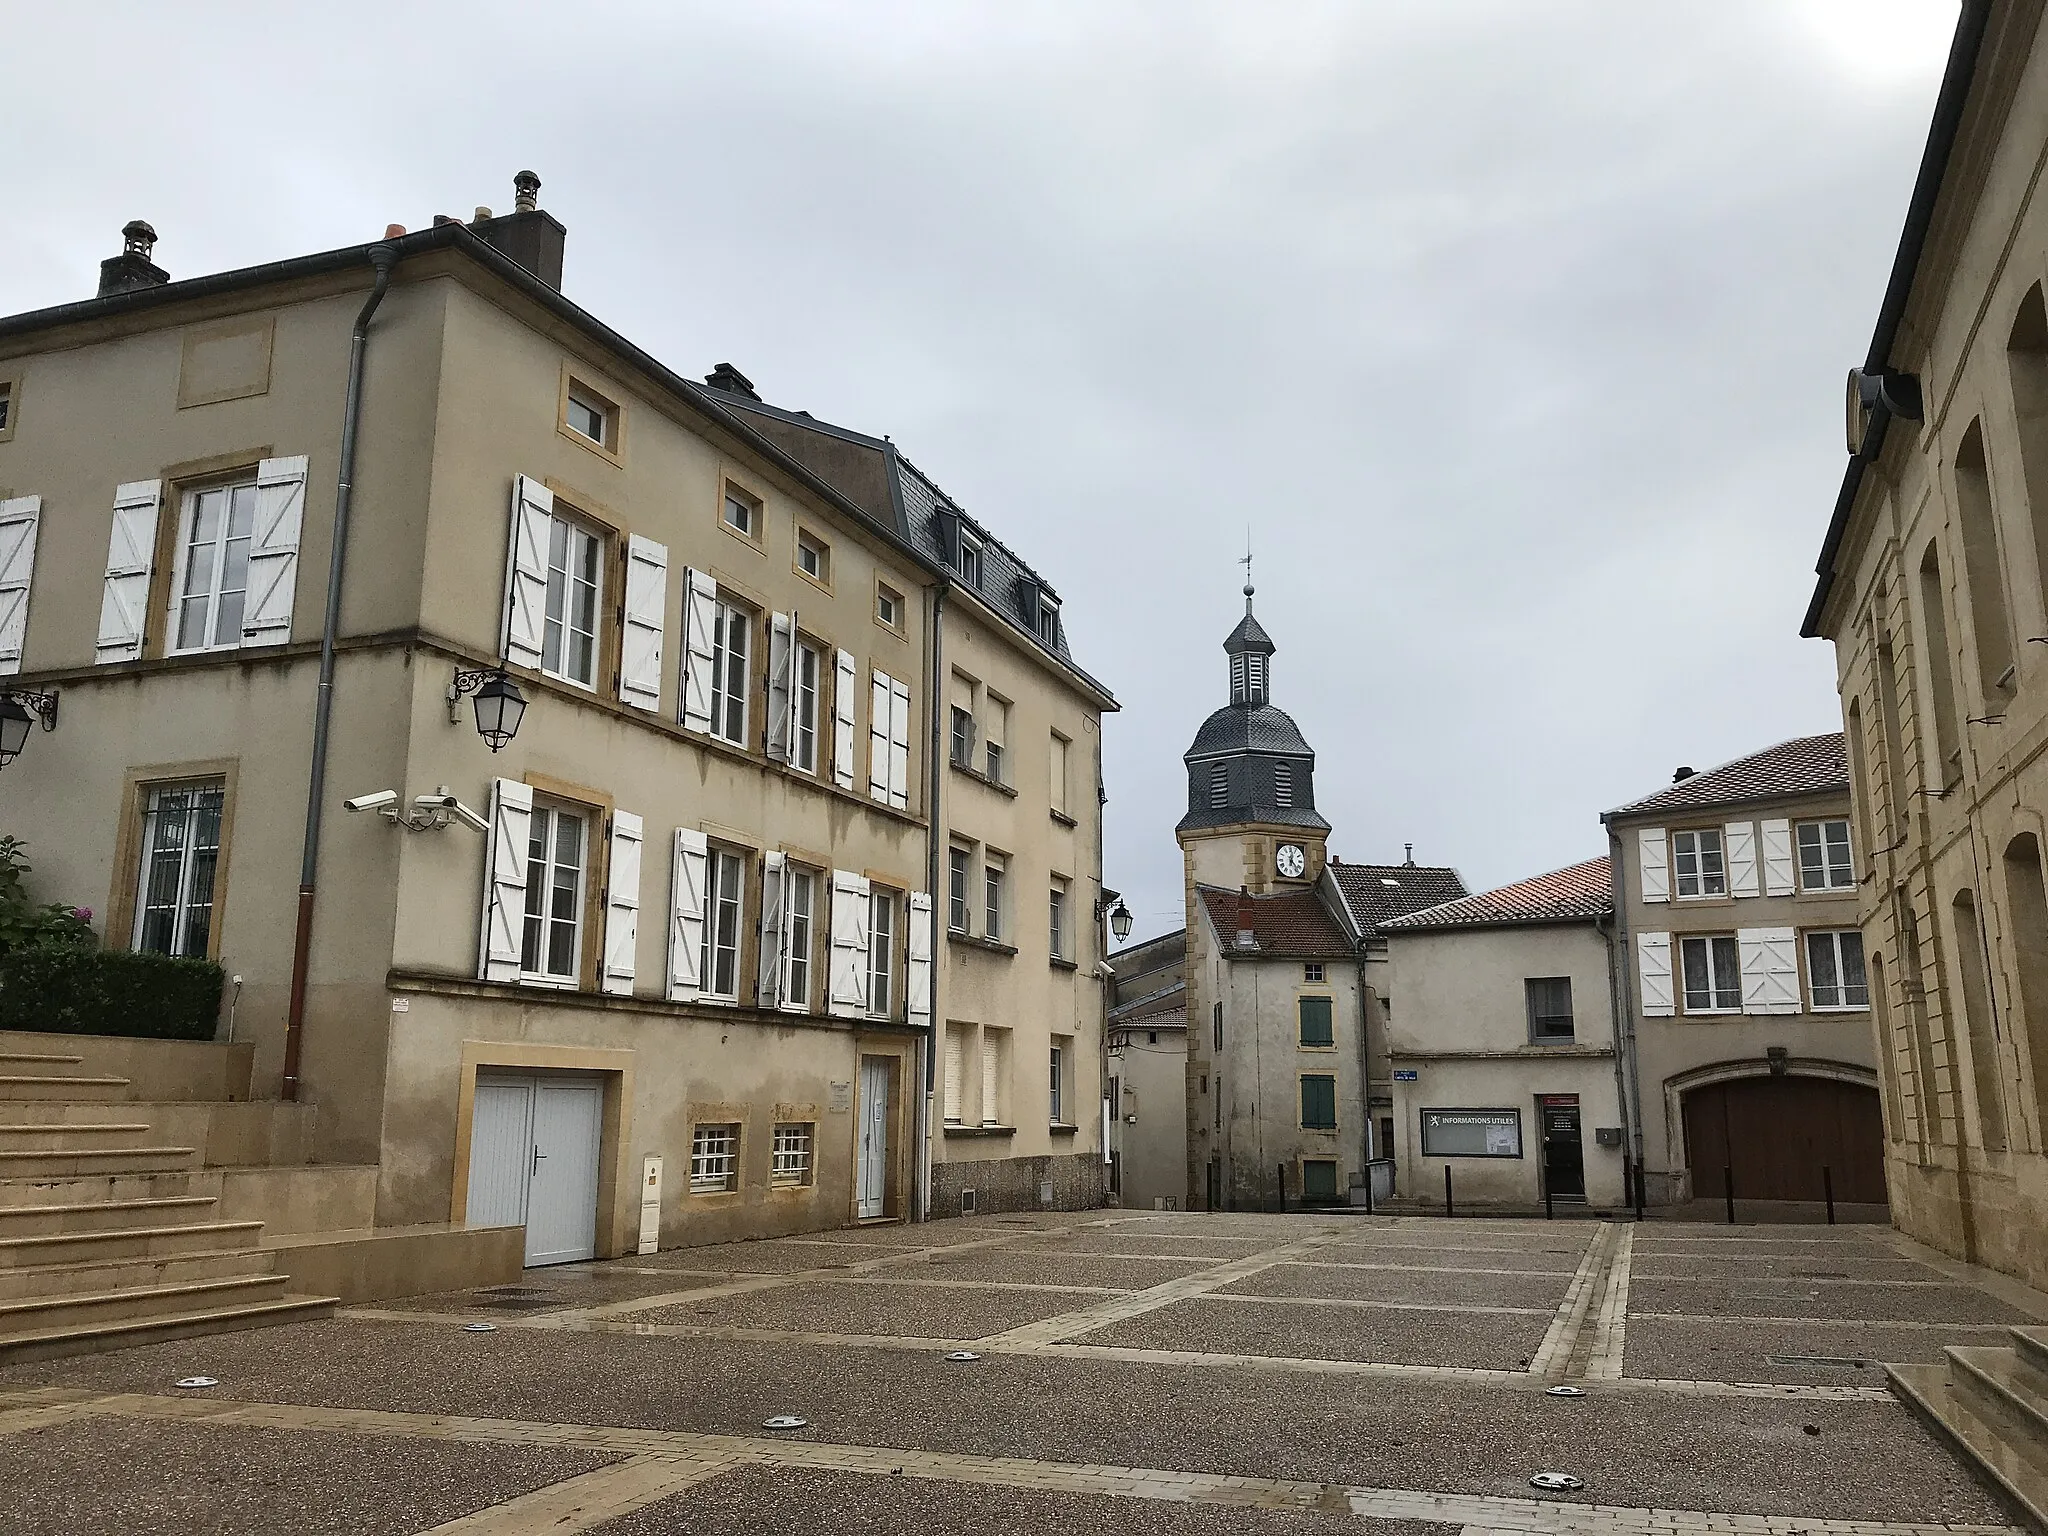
[466,1073,605,1267]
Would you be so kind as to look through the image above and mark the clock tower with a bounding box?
[1174,582,1330,895]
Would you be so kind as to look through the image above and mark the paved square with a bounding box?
[0,1212,2036,1534]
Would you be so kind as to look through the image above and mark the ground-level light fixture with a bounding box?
[0,690,59,769]
[448,667,527,752]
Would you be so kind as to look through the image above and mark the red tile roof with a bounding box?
[1196,885,1353,959]
[1606,733,1847,820]
[1382,856,1612,932]
[1331,863,1469,936]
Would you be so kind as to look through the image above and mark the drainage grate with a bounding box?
[1768,1355,1869,1369]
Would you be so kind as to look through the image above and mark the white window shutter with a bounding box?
[1637,931,1673,1017]
[0,497,42,676]
[907,890,933,1024]
[1760,818,1796,896]
[668,828,709,1000]
[869,670,892,802]
[1738,928,1769,1014]
[758,850,787,1008]
[943,1027,964,1120]
[1638,828,1669,904]
[681,567,717,733]
[96,480,162,664]
[618,535,668,711]
[602,810,643,996]
[828,870,871,1018]
[981,1032,1001,1125]
[240,455,308,645]
[501,476,553,670]
[766,612,794,762]
[479,779,534,983]
[889,677,912,810]
[1761,926,1801,1013]
[1725,821,1760,899]
[832,648,858,790]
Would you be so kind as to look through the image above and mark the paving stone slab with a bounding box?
[381,1267,729,1315]
[0,1414,616,1536]
[0,1318,2001,1523]
[1630,1254,1950,1284]
[1009,1232,1277,1259]
[1072,1296,1552,1370]
[895,1250,1208,1288]
[628,1279,1098,1338]
[591,1464,1456,1535]
[1222,1263,1570,1310]
[1631,1275,2033,1324]
[1314,1244,1587,1274]
[632,1241,907,1273]
[1624,1317,2017,1385]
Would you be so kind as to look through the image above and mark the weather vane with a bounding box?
[1240,533,1254,604]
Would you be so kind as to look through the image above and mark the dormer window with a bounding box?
[957,532,983,587]
[1037,597,1059,647]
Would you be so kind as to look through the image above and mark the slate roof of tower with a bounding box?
[1331,863,1470,937]
[1381,856,1613,932]
[1604,733,1848,820]
[1196,886,1354,959]
[1186,703,1315,758]
[1225,608,1275,652]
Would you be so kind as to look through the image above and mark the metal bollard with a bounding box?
[1276,1163,1286,1214]
[1724,1164,1736,1225]
[1634,1162,1646,1222]
[1823,1165,1835,1226]
[1444,1164,1455,1219]
[1364,1163,1375,1215]
[1543,1162,1554,1220]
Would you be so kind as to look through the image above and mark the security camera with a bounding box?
[344,790,398,814]
[450,801,489,834]
[412,792,459,814]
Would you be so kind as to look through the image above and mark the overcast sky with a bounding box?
[3,1,1958,938]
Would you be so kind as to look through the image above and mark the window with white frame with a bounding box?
[1671,829,1726,899]
[520,802,587,982]
[771,1122,814,1186]
[701,847,745,1000]
[793,639,820,774]
[876,583,902,628]
[957,532,983,587]
[1303,961,1324,983]
[796,530,829,584]
[541,516,603,688]
[1037,598,1059,647]
[564,381,616,450]
[984,854,1006,941]
[985,695,1008,783]
[1797,819,1855,891]
[709,599,750,746]
[950,706,975,769]
[1049,1039,1069,1123]
[1049,879,1068,961]
[722,485,759,538]
[172,481,258,653]
[690,1123,739,1192]
[1679,934,1741,1012]
[948,845,971,933]
[1807,929,1869,1010]
[785,866,816,1008]
[1050,732,1070,815]
[133,781,225,958]
[869,888,896,1015]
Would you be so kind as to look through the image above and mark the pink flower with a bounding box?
[71,908,92,922]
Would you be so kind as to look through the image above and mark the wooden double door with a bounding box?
[1681,1075,1885,1205]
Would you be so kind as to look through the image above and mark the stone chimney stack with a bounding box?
[98,220,168,297]
[470,171,565,290]
[1235,888,1257,951]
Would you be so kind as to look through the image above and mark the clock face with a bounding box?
[1276,843,1306,879]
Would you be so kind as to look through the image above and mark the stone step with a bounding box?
[0,1147,200,1179]
[0,1171,218,1208]
[0,1291,337,1366]
[0,1121,155,1151]
[0,1052,84,1068]
[0,1246,278,1301]
[0,1075,130,1102]
[0,1219,265,1269]
[2015,1328,2048,1400]
[1889,1361,2048,1533]
[0,1272,290,1337]
[0,1195,218,1237]
[1952,1345,2048,1467]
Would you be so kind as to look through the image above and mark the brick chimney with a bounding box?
[99,220,168,297]
[704,363,760,401]
[470,171,565,290]
[1235,888,1257,951]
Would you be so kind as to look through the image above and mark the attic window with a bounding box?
[1037,597,1059,647]
[957,532,983,588]
[563,379,617,452]
[1380,878,1400,889]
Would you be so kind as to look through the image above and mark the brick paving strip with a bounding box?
[1581,1224,1634,1381]
[0,1386,2009,1536]
[1525,1223,1612,1380]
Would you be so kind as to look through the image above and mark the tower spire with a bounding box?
[1240,535,1254,613]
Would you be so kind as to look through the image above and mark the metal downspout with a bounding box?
[1607,828,1647,1213]
[918,581,948,1220]
[280,243,397,1101]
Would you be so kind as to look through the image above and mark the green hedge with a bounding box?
[0,948,224,1040]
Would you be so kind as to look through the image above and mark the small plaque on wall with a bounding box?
[828,1081,853,1113]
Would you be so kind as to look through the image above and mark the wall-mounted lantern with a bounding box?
[448,668,526,752]
[0,690,59,769]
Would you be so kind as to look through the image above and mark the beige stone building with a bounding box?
[1104,929,1189,1211]
[1804,0,2048,1290]
[0,178,1114,1299]
[1603,739,1883,1211]
[1378,858,1626,1209]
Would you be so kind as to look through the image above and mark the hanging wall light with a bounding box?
[0,690,59,769]
[447,668,527,752]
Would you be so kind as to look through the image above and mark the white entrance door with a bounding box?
[856,1056,891,1219]
[465,1074,605,1267]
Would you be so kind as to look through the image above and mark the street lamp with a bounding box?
[1111,901,1134,944]
[448,668,527,752]
[0,690,59,769]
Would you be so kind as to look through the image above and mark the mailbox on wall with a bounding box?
[1594,1126,1624,1148]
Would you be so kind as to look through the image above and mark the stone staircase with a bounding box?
[0,1040,341,1364]
[1888,1326,2048,1532]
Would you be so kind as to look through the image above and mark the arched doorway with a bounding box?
[1681,1074,1886,1205]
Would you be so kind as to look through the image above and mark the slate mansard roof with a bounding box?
[1381,856,1613,933]
[1330,863,1470,937]
[1196,886,1354,960]
[1603,733,1848,822]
